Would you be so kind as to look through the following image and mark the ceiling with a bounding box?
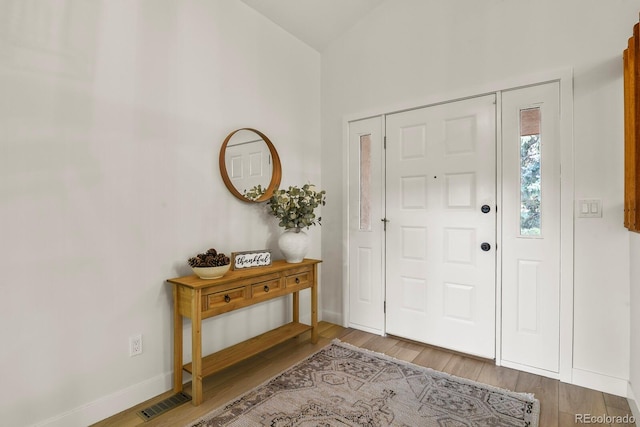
[240,0,386,52]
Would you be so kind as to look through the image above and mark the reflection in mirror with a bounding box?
[219,128,281,203]
[226,130,272,196]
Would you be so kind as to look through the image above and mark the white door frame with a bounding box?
[342,67,574,383]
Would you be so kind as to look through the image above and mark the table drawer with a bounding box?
[285,269,312,289]
[204,287,246,310]
[251,278,283,299]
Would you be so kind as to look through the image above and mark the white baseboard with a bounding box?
[572,368,629,397]
[628,383,640,422]
[321,309,343,326]
[31,372,174,427]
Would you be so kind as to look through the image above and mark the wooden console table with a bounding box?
[167,258,320,405]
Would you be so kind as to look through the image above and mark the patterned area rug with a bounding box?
[188,339,539,427]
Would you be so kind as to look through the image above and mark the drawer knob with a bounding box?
[224,294,231,303]
[264,285,270,292]
[295,277,300,284]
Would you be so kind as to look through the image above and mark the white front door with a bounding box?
[225,131,272,196]
[501,82,561,373]
[347,117,385,334]
[385,95,497,358]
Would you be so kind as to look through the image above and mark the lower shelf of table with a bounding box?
[183,321,313,378]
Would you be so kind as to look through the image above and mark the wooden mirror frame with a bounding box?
[219,128,282,203]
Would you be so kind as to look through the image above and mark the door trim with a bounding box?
[346,116,386,335]
[342,67,574,382]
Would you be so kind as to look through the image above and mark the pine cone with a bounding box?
[188,247,229,268]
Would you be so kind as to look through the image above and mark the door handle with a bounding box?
[481,205,491,213]
[481,242,491,251]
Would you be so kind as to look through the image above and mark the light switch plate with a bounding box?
[576,199,602,218]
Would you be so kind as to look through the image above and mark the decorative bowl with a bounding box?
[192,264,230,279]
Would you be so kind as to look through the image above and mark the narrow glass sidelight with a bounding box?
[519,107,542,236]
[360,134,372,231]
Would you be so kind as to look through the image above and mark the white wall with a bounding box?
[0,1,320,425]
[321,0,638,395]
[631,233,640,414]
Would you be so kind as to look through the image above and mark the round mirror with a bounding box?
[219,128,282,203]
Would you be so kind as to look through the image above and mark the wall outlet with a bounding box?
[129,334,143,357]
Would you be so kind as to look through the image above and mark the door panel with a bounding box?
[501,82,561,373]
[347,117,385,334]
[225,137,271,195]
[385,95,497,358]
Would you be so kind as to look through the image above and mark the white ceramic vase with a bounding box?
[278,228,309,263]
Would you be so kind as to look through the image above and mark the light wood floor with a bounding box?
[92,322,635,427]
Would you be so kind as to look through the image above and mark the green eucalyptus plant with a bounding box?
[267,184,326,230]
[243,185,266,201]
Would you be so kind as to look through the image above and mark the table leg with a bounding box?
[173,285,183,393]
[191,289,203,405]
[292,291,300,323]
[311,265,318,344]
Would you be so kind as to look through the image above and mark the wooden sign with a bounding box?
[231,250,272,270]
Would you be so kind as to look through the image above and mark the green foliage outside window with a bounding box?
[520,135,541,235]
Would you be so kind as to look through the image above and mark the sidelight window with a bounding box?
[360,134,372,231]
[520,107,542,236]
